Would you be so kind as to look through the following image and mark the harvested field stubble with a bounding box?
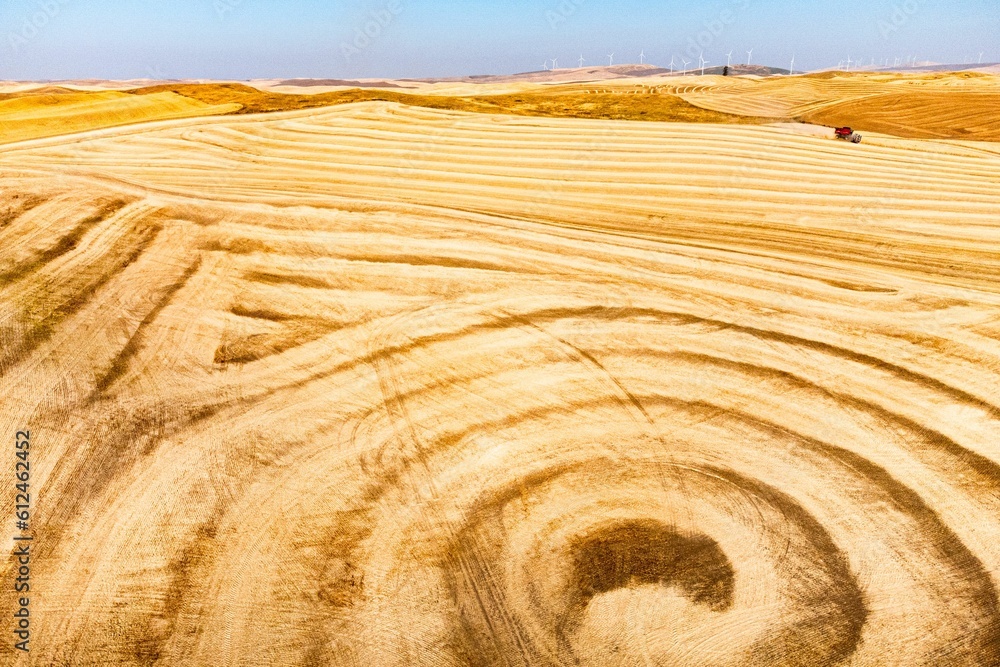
[1,74,1000,665]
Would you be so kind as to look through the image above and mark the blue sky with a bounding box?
[1,0,996,80]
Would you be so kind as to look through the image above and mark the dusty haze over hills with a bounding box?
[1,0,996,79]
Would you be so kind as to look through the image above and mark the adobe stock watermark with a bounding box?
[849,195,894,228]
[214,0,247,20]
[717,156,765,197]
[7,0,72,54]
[522,124,628,219]
[545,0,587,30]
[877,0,925,39]
[341,0,405,62]
[145,63,169,81]
[396,123,458,177]
[683,0,751,61]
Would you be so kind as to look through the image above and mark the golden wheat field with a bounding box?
[1,72,1000,666]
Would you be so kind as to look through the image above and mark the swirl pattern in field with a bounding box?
[1,100,1000,666]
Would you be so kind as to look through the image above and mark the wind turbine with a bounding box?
[681,58,690,74]
[726,50,733,67]
[542,60,549,71]
[699,53,710,75]
[608,53,614,66]
[980,52,985,64]
[578,54,585,68]
[669,56,676,74]
[552,57,559,69]
[639,49,646,65]
[746,48,753,65]
[845,56,852,71]
[789,54,795,75]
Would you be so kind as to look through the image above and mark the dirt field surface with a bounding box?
[1,73,1000,665]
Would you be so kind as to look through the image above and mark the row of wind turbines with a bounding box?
[837,51,984,71]
[839,55,915,70]
[543,50,990,75]
[542,48,765,75]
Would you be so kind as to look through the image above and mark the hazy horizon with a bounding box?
[1,0,996,81]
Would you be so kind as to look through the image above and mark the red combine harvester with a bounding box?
[834,127,863,143]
